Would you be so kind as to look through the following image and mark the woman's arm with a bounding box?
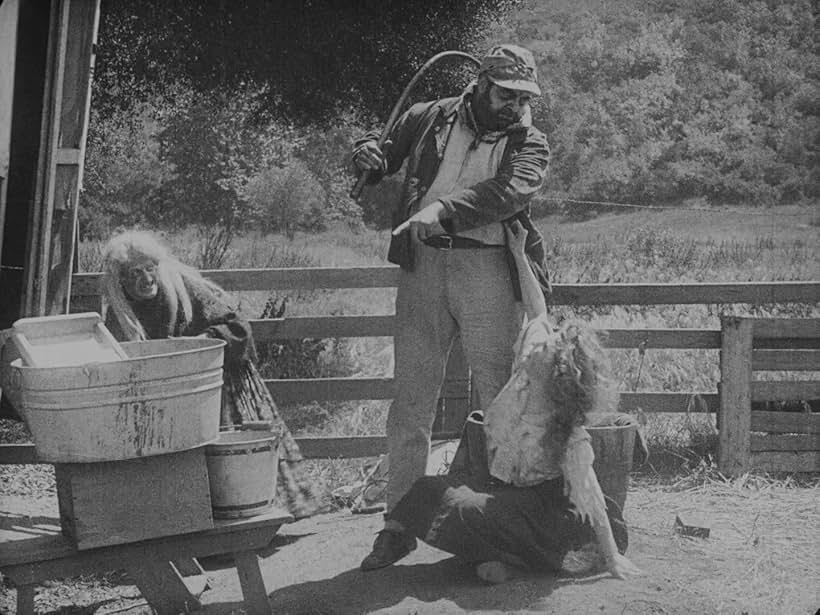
[562,439,641,579]
[504,220,546,320]
[187,282,254,365]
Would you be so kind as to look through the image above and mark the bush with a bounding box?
[244,161,326,239]
[81,103,174,240]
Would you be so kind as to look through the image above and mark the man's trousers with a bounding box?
[386,243,522,512]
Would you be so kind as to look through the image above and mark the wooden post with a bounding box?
[15,584,35,615]
[22,0,100,317]
[0,0,21,267]
[719,316,753,475]
[127,562,201,615]
[234,550,271,615]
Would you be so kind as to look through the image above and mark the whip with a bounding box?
[350,50,481,200]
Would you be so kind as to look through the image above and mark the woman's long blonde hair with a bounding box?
[546,320,618,449]
[101,231,225,341]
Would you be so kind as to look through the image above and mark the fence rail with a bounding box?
[64,270,820,467]
[71,271,819,305]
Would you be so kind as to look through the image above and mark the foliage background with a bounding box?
[77,0,818,453]
[83,0,818,259]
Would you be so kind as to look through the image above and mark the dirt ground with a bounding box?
[2,475,818,615]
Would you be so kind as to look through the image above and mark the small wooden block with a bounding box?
[674,514,711,539]
[56,447,213,550]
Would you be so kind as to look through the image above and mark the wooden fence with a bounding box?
[3,270,817,473]
[719,316,820,474]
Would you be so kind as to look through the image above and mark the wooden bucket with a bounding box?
[205,428,280,519]
[587,418,637,512]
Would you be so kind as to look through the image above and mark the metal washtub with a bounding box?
[2,337,226,462]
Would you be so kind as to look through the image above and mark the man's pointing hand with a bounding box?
[392,201,448,244]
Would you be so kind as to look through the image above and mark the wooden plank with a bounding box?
[250,315,394,340]
[16,584,35,615]
[0,509,291,583]
[751,411,820,434]
[269,380,717,411]
[250,320,724,349]
[751,450,820,473]
[719,316,753,475]
[70,273,820,306]
[72,267,400,295]
[267,377,394,403]
[45,0,99,315]
[59,0,99,148]
[751,381,820,402]
[753,337,820,350]
[602,328,720,349]
[233,550,270,615]
[55,148,81,165]
[750,433,819,452]
[0,0,19,177]
[0,443,39,464]
[618,392,718,414]
[0,0,20,265]
[24,0,62,316]
[128,562,201,615]
[171,558,205,577]
[549,282,820,306]
[294,435,456,459]
[752,319,820,340]
[752,349,820,371]
[295,436,386,459]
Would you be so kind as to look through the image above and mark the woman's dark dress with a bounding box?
[387,414,628,572]
[105,280,319,518]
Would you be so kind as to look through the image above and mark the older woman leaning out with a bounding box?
[100,230,319,519]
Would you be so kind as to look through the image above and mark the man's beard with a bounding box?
[472,86,518,131]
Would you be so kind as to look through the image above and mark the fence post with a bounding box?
[719,315,753,475]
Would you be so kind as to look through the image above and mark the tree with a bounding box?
[244,161,325,240]
[152,86,284,266]
[95,0,522,122]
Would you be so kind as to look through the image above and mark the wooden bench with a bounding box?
[0,443,293,615]
[0,500,292,615]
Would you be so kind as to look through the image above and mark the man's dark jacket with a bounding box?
[356,92,552,297]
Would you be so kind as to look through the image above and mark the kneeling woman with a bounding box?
[101,230,319,519]
[361,221,641,582]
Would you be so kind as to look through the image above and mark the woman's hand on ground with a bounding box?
[608,553,642,579]
[504,220,528,256]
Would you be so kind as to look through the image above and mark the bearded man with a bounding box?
[352,43,551,570]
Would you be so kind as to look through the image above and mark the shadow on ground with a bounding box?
[266,556,558,615]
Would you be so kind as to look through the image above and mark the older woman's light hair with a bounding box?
[101,231,224,340]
